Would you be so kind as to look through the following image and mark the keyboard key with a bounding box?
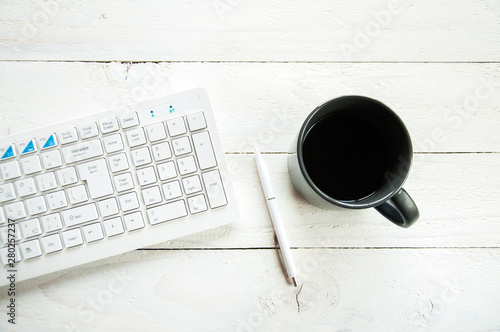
[15,178,36,197]
[62,203,98,227]
[157,161,177,181]
[58,128,79,145]
[113,172,134,192]
[0,183,16,203]
[142,186,162,206]
[66,185,88,205]
[5,201,27,220]
[78,122,99,139]
[36,172,57,192]
[125,128,147,147]
[62,139,104,164]
[0,245,21,265]
[62,228,83,248]
[0,209,5,225]
[131,147,152,167]
[123,211,145,231]
[41,149,63,169]
[109,152,129,173]
[146,122,167,142]
[118,192,139,212]
[25,195,47,215]
[83,223,104,243]
[0,224,21,244]
[46,190,68,210]
[187,194,208,214]
[136,166,157,186]
[166,117,187,137]
[100,117,119,134]
[120,112,140,129]
[20,155,42,175]
[187,112,207,131]
[151,141,172,161]
[147,200,187,225]
[162,180,182,200]
[177,155,197,175]
[40,213,63,233]
[37,133,58,149]
[0,144,16,160]
[41,234,63,254]
[1,160,22,180]
[98,197,119,217]
[103,217,124,237]
[20,218,42,238]
[172,136,192,156]
[202,170,228,208]
[77,158,114,199]
[182,175,203,195]
[192,131,217,170]
[20,239,42,259]
[102,133,124,153]
[56,167,78,186]
[18,139,37,155]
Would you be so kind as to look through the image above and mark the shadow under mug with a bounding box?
[288,95,419,227]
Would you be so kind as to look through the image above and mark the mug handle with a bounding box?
[374,188,419,228]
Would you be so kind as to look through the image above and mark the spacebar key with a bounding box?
[62,203,99,227]
[147,200,187,225]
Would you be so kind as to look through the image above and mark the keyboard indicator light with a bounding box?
[138,96,200,122]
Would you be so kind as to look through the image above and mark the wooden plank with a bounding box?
[157,153,500,249]
[0,0,499,61]
[0,62,499,153]
[10,248,500,331]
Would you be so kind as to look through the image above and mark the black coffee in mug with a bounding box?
[288,95,419,227]
[302,113,391,202]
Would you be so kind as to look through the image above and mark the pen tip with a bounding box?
[292,277,298,287]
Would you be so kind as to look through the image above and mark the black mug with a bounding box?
[288,96,419,227]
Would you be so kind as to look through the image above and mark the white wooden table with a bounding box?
[1,1,500,331]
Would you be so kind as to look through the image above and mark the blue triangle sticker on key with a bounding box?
[43,135,56,149]
[1,145,14,159]
[22,140,35,154]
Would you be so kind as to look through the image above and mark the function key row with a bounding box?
[1,111,207,161]
[0,114,132,161]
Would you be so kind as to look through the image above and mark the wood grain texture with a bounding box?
[7,248,500,332]
[0,0,499,61]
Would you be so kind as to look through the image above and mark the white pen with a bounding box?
[255,147,298,287]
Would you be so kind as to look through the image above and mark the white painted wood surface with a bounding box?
[1,0,500,62]
[1,1,500,331]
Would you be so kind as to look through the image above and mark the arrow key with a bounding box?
[83,223,104,243]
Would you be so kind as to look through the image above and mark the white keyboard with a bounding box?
[0,88,239,286]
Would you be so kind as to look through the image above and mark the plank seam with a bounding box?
[1,60,500,64]
[138,246,500,250]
